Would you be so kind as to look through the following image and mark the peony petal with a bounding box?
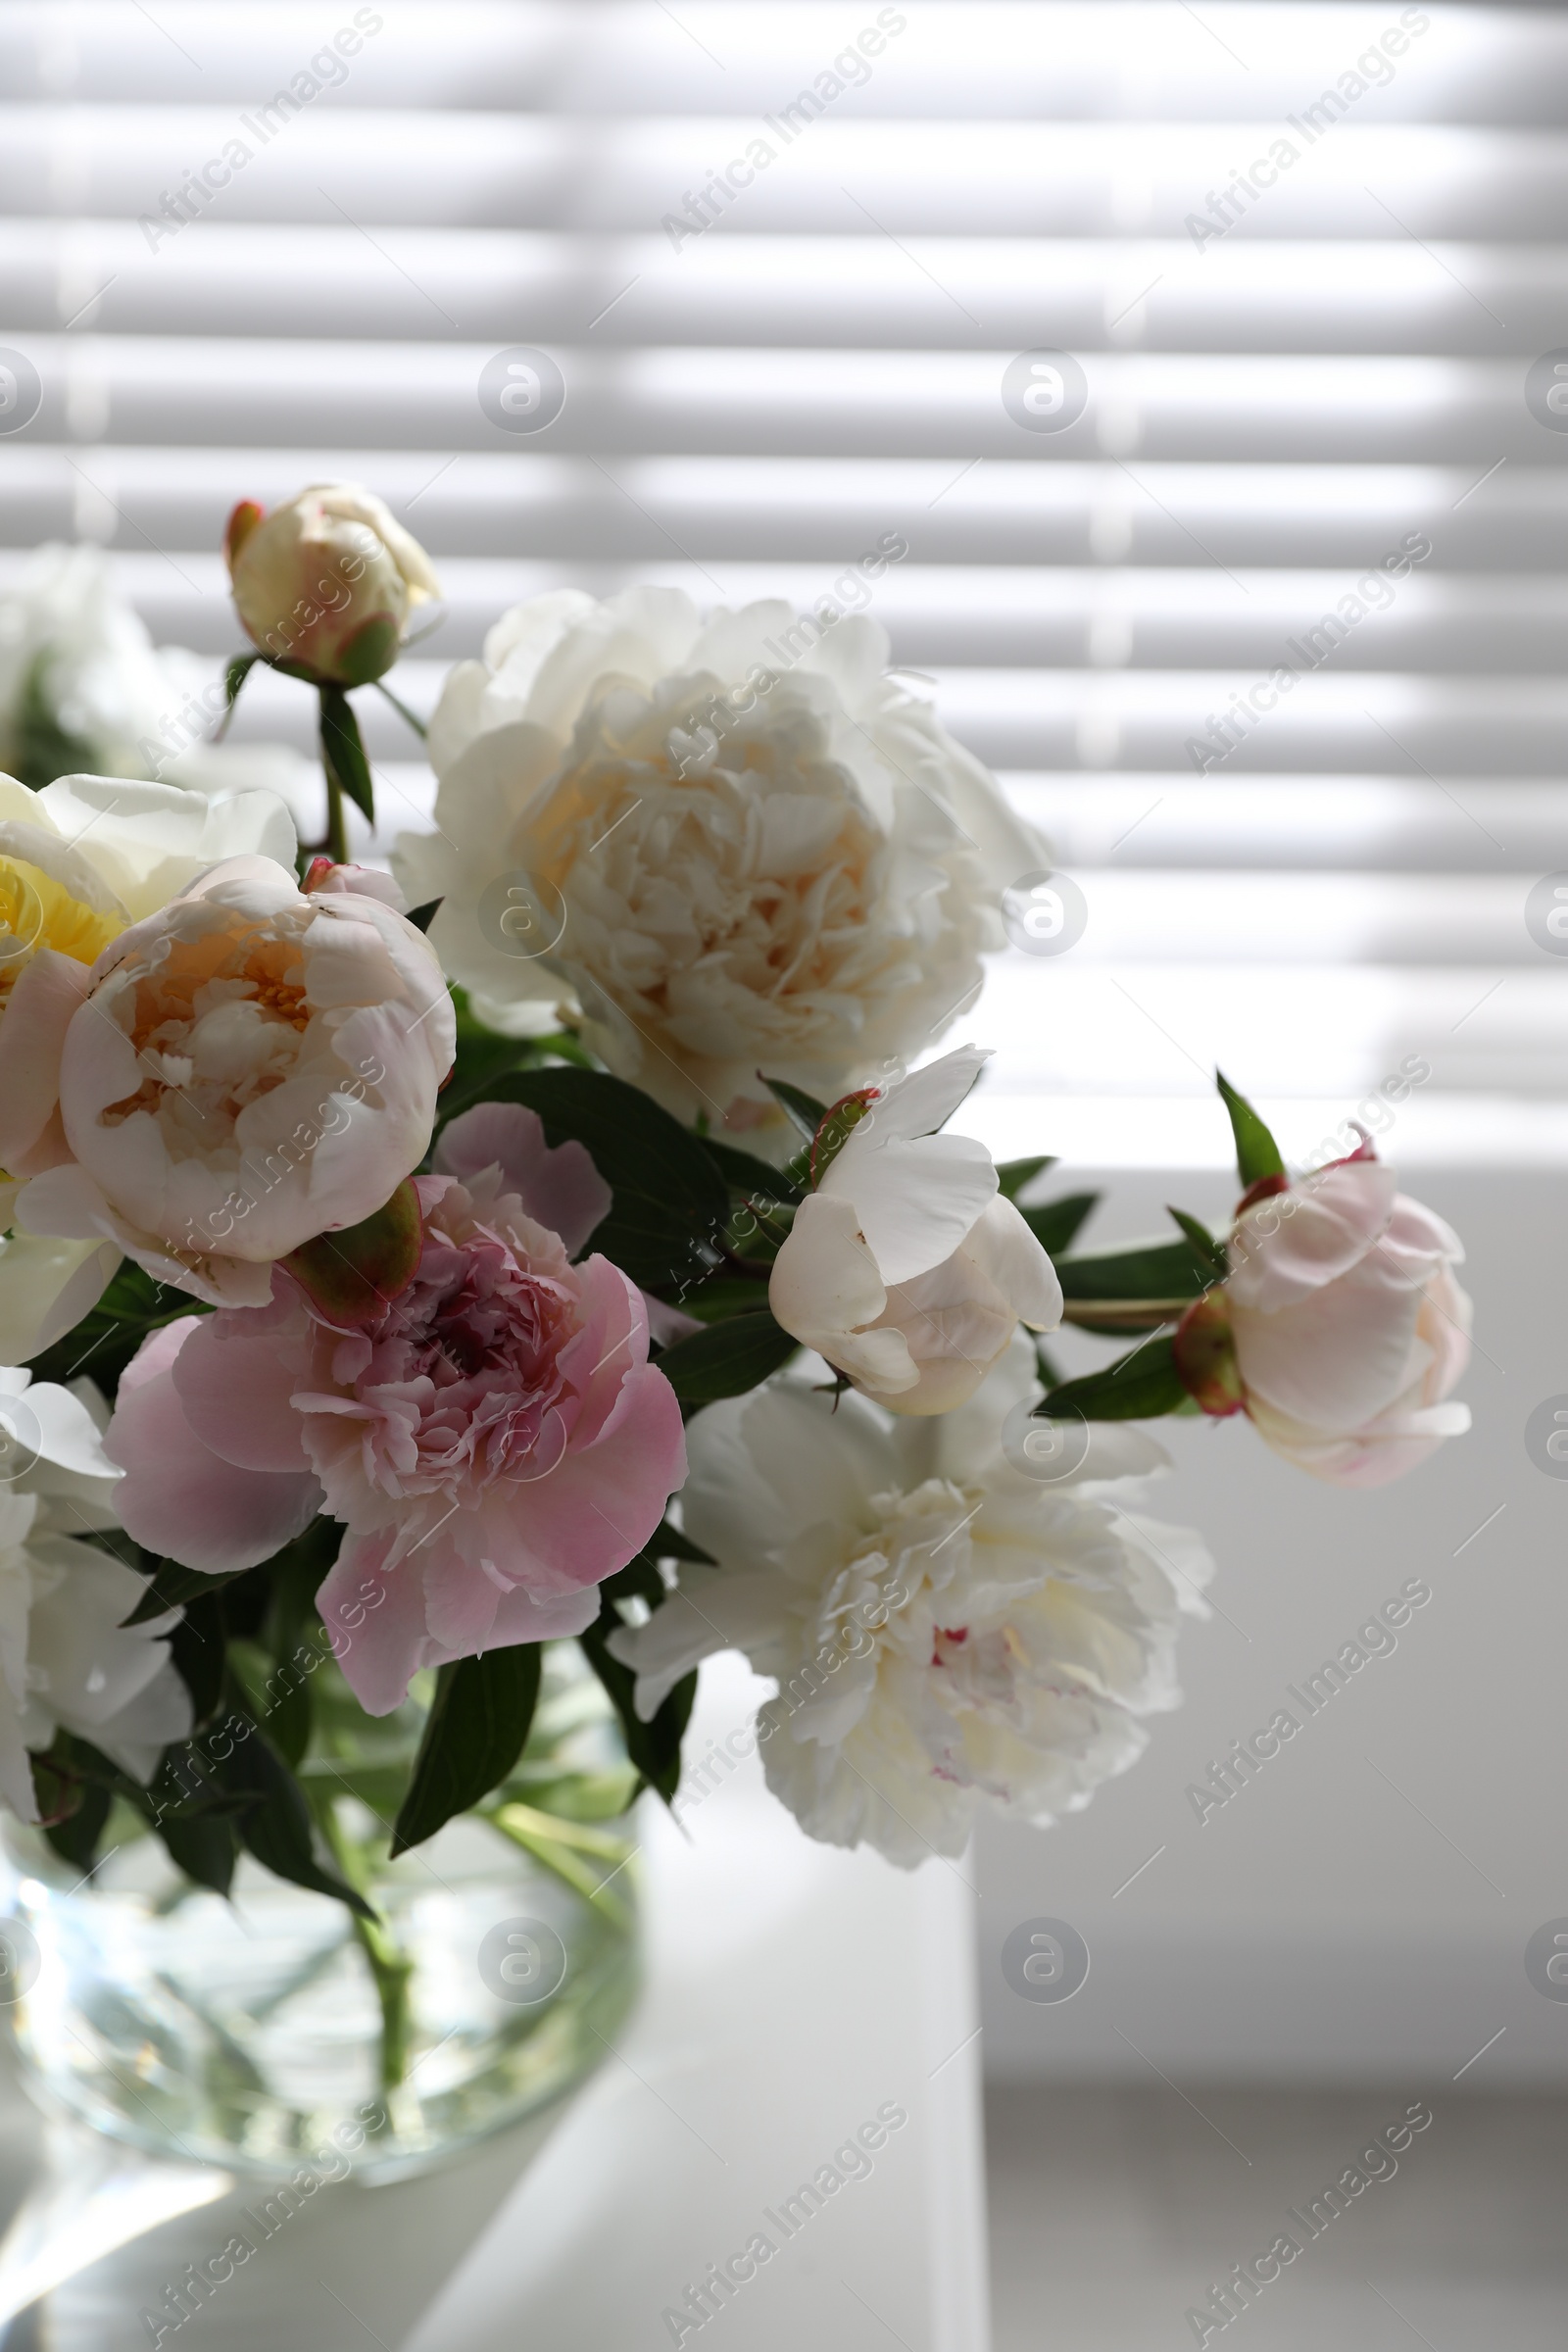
[822,1130,999,1287]
[436,1101,611,1258]
[961,1194,1064,1332]
[0,950,91,1174]
[1229,1160,1397,1313]
[768,1191,889,1352]
[318,1530,435,1716]
[170,1314,312,1473]
[107,1331,322,1572]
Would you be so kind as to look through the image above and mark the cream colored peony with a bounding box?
[0,855,455,1308]
[0,1366,190,1820]
[608,1337,1212,1864]
[225,484,440,686]
[393,588,1045,1144]
[0,772,298,1348]
[768,1047,1062,1412]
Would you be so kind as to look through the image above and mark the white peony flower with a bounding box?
[1183,1150,1472,1488]
[768,1046,1062,1413]
[0,772,299,1347]
[226,484,441,687]
[392,587,1045,1145]
[608,1337,1212,1864]
[0,542,306,796]
[0,1366,190,1821]
[0,855,456,1308]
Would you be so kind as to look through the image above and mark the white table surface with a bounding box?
[0,1656,991,2351]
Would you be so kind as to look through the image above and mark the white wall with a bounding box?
[976,1166,1568,2086]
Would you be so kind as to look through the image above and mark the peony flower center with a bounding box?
[99,912,313,1131]
[0,856,122,1009]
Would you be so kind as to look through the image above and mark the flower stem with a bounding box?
[323,770,349,865]
[319,1801,413,2091]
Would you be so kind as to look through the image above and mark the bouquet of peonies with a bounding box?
[0,487,1473,1931]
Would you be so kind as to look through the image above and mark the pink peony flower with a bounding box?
[1177,1147,1471,1488]
[105,1104,687,1713]
[0,855,456,1307]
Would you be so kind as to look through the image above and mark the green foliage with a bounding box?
[482,1066,729,1293]
[1041,1335,1190,1421]
[7,656,101,792]
[318,683,375,826]
[1020,1191,1100,1256]
[996,1154,1055,1200]
[759,1074,827,1142]
[1215,1069,1285,1190]
[657,1310,799,1402]
[390,1646,542,1857]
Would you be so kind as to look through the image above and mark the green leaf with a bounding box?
[170,1592,230,1729]
[390,1646,542,1857]
[1021,1191,1100,1256]
[157,1811,238,1897]
[10,654,102,791]
[578,1607,695,1805]
[657,1310,798,1402]
[1215,1069,1285,1190]
[1056,1237,1216,1303]
[220,652,262,737]
[282,1178,423,1324]
[642,1518,714,1566]
[1040,1336,1190,1421]
[481,1067,729,1293]
[39,1778,111,1873]
[759,1074,827,1142]
[1166,1204,1229,1280]
[701,1136,805,1205]
[122,1561,247,1628]
[997,1154,1055,1200]
[406,897,442,933]
[214,1692,374,1918]
[318,685,375,826]
[435,984,547,1120]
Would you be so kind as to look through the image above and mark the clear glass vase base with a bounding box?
[2,1816,638,2182]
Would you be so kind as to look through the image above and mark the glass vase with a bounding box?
[0,1645,641,2181]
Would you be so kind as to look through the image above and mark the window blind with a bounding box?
[1,0,1562,1166]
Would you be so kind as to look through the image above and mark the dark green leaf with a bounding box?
[1166,1204,1229,1280]
[643,1518,714,1566]
[1215,1069,1285,1190]
[11,655,101,791]
[1041,1336,1189,1421]
[157,1812,238,1897]
[170,1593,229,1729]
[122,1561,247,1628]
[39,1779,111,1873]
[406,897,442,933]
[221,652,262,734]
[808,1090,875,1185]
[678,1276,774,1323]
[1056,1236,1216,1303]
[214,1692,374,1918]
[759,1075,827,1143]
[481,1068,728,1293]
[435,985,548,1120]
[658,1311,798,1402]
[1021,1192,1100,1257]
[996,1154,1055,1201]
[701,1136,804,1204]
[390,1646,542,1857]
[578,1607,695,1805]
[318,685,375,826]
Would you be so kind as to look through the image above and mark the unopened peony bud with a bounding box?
[224,483,439,686]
